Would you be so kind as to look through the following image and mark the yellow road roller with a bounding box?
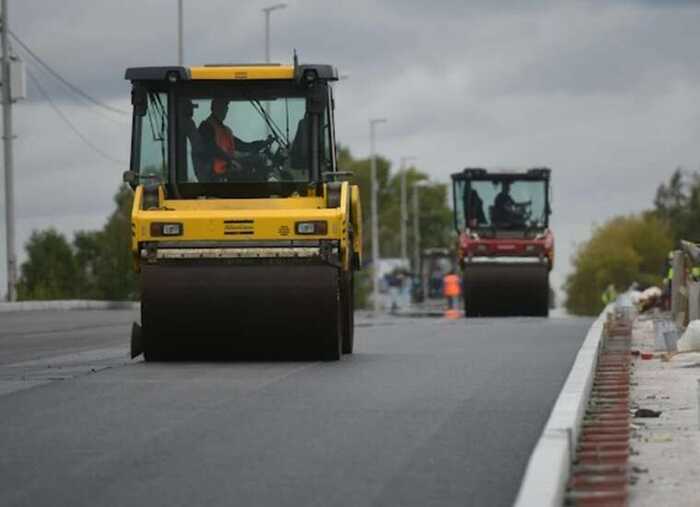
[123,60,362,361]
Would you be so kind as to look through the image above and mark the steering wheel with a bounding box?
[217,137,272,182]
[258,140,295,182]
[516,202,532,221]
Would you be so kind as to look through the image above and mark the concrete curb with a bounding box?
[0,300,140,313]
[513,304,612,507]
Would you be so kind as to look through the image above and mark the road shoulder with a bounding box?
[628,316,700,506]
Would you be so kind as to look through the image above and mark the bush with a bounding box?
[564,214,672,315]
[17,229,80,300]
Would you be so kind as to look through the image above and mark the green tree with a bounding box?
[17,229,80,300]
[654,167,686,222]
[73,230,103,298]
[82,184,136,300]
[564,214,672,315]
[73,185,138,300]
[337,146,454,307]
[652,168,700,243]
[337,145,453,261]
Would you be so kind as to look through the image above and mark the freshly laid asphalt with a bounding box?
[0,309,591,507]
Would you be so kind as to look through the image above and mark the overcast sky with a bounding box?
[1,0,699,300]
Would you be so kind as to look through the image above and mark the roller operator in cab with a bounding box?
[197,98,273,182]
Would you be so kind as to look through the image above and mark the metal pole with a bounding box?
[1,0,16,301]
[399,156,414,264]
[370,118,386,313]
[264,10,270,62]
[177,0,183,65]
[262,4,285,135]
[412,185,420,283]
[262,4,286,63]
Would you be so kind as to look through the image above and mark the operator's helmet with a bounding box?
[211,98,230,111]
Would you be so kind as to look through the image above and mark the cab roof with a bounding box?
[451,167,551,182]
[124,63,338,82]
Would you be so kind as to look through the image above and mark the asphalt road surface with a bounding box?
[0,309,591,507]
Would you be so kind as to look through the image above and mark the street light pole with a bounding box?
[1,0,16,301]
[412,184,420,280]
[412,181,429,302]
[370,118,387,313]
[399,156,415,264]
[177,0,183,65]
[263,3,287,63]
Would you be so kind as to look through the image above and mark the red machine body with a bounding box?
[451,167,554,317]
[457,229,554,269]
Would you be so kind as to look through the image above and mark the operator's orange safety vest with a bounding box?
[205,117,235,175]
[443,274,461,297]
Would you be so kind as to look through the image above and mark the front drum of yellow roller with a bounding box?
[140,262,342,360]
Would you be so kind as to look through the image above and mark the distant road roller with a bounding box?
[123,60,362,360]
[451,168,553,317]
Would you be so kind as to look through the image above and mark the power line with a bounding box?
[26,69,127,166]
[9,30,129,116]
[24,58,127,126]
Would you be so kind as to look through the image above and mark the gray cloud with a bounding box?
[1,0,699,299]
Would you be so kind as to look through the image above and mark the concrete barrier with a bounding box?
[0,300,140,313]
[513,304,612,507]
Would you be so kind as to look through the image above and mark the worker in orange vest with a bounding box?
[443,270,461,311]
[198,98,271,181]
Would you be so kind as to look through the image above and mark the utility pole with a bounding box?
[263,3,287,63]
[177,0,183,65]
[399,156,415,264]
[1,0,16,301]
[369,118,387,313]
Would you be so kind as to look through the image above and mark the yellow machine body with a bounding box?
[131,183,361,272]
[125,61,362,360]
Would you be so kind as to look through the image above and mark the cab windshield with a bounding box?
[132,81,333,198]
[455,179,549,230]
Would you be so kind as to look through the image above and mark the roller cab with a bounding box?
[124,61,362,360]
[451,168,553,317]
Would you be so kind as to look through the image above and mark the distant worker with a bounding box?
[492,181,530,227]
[198,98,271,181]
[386,268,404,313]
[691,260,700,282]
[443,270,461,311]
[601,284,617,306]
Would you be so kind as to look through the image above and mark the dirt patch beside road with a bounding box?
[629,316,700,506]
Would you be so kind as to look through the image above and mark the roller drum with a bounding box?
[140,262,342,359]
[463,262,549,317]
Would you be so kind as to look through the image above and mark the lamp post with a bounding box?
[369,118,387,313]
[399,156,415,265]
[412,180,430,301]
[177,0,183,65]
[263,3,287,63]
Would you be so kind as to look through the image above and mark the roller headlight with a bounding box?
[150,222,183,237]
[295,221,327,235]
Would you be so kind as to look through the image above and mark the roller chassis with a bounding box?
[125,61,361,360]
[452,168,554,318]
